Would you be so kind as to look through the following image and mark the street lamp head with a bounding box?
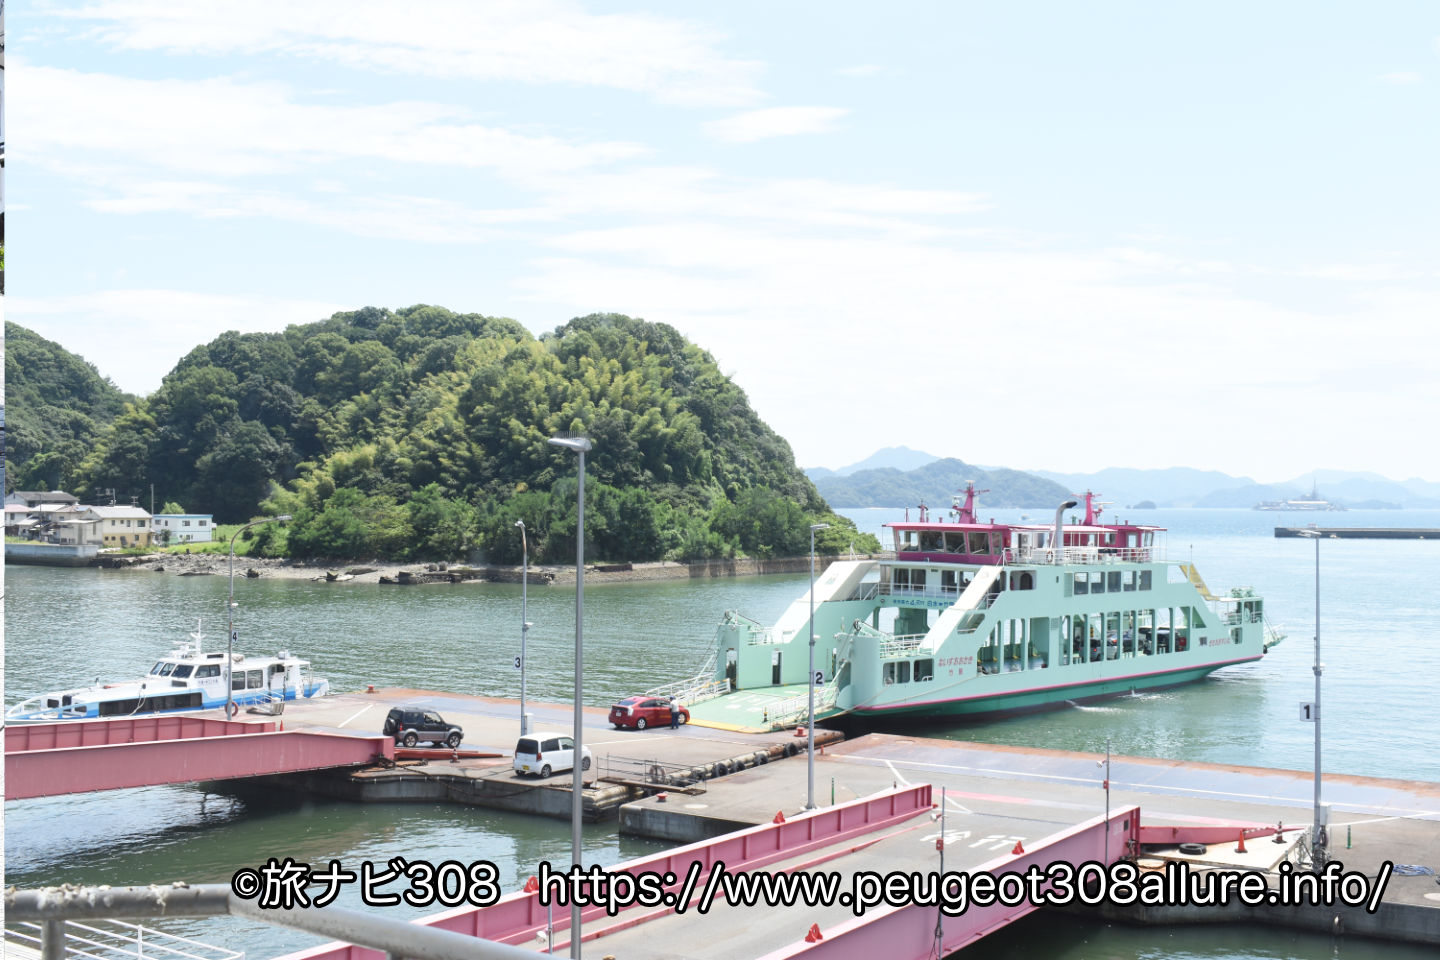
[810,523,831,532]
[274,515,293,523]
[548,436,593,453]
[514,519,525,530]
[1297,529,1321,539]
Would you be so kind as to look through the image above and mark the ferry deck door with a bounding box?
[772,650,782,686]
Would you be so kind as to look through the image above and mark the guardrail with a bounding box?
[599,754,707,790]
[6,918,243,960]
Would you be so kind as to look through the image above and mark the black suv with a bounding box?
[383,707,463,748]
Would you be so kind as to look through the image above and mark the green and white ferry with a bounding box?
[683,489,1284,731]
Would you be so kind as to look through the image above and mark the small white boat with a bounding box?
[5,622,330,722]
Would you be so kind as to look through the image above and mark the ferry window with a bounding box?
[883,663,896,685]
[1090,572,1105,594]
[899,530,920,551]
[944,534,966,553]
[941,570,958,592]
[171,664,194,678]
[151,661,166,675]
[248,670,264,688]
[914,659,934,682]
[1073,573,1089,595]
[1107,571,1122,592]
[968,532,989,554]
[912,569,927,588]
[920,532,942,551]
[158,662,177,676]
[1139,571,1152,590]
[195,664,220,678]
[893,568,910,588]
[1123,571,1136,592]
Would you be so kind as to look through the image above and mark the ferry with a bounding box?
[683,488,1284,728]
[5,623,330,722]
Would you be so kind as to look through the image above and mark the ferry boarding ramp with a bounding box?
[686,683,845,733]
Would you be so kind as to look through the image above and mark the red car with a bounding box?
[609,696,688,730]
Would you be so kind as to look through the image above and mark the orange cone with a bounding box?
[773,811,786,824]
[804,923,824,943]
[1012,840,1025,855]
[1235,832,1248,854]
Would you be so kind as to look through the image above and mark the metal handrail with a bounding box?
[7,918,244,960]
[5,884,538,960]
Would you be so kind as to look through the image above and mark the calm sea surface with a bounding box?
[5,508,1438,958]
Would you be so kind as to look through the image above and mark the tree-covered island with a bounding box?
[6,309,879,563]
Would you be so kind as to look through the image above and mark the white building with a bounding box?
[152,513,215,544]
[77,505,153,548]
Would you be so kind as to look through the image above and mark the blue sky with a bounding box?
[8,2,1440,482]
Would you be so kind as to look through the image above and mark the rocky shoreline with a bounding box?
[98,552,880,585]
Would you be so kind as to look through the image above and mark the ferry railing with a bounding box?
[877,583,961,601]
[599,754,707,789]
[1003,546,1158,565]
[5,885,538,960]
[6,918,244,960]
[878,633,928,658]
[642,676,731,705]
[766,683,840,728]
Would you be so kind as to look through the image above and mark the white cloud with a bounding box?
[703,106,850,143]
[1377,71,1421,84]
[837,64,886,78]
[18,63,647,179]
[10,291,350,394]
[52,0,765,106]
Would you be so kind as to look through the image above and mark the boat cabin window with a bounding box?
[919,531,942,552]
[897,530,920,551]
[1073,573,1088,595]
[1122,571,1136,592]
[195,664,221,678]
[155,662,178,676]
[914,658,934,682]
[967,532,990,555]
[1107,571,1122,592]
[1139,571,1152,590]
[943,533,966,553]
[1008,571,1034,590]
[883,661,912,685]
[170,664,194,679]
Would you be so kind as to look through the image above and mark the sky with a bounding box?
[7,1,1440,484]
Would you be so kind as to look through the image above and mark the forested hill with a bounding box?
[4,321,134,491]
[48,306,877,562]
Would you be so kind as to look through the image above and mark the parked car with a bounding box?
[609,695,688,730]
[513,733,593,778]
[383,706,463,748]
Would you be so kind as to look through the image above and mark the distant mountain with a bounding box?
[813,457,1071,509]
[1274,474,1440,508]
[1032,467,1254,507]
[1193,484,1294,508]
[806,445,939,480]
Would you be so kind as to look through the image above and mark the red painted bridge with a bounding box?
[4,716,393,800]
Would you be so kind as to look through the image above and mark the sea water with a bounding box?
[5,508,1438,958]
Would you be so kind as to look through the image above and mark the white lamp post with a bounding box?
[226,515,291,719]
[547,434,592,959]
[516,520,531,736]
[807,522,829,810]
[1296,528,1325,866]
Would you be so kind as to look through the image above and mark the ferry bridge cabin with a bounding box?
[712,493,1275,721]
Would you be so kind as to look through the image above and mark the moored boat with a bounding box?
[683,487,1284,729]
[5,622,330,722]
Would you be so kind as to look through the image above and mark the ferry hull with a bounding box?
[849,659,1258,721]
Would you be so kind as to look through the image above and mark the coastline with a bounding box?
[95,552,883,585]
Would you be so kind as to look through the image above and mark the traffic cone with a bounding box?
[1012,840,1025,855]
[804,923,824,943]
[773,811,786,824]
[1235,832,1248,854]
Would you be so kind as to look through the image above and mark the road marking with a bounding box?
[336,705,374,729]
